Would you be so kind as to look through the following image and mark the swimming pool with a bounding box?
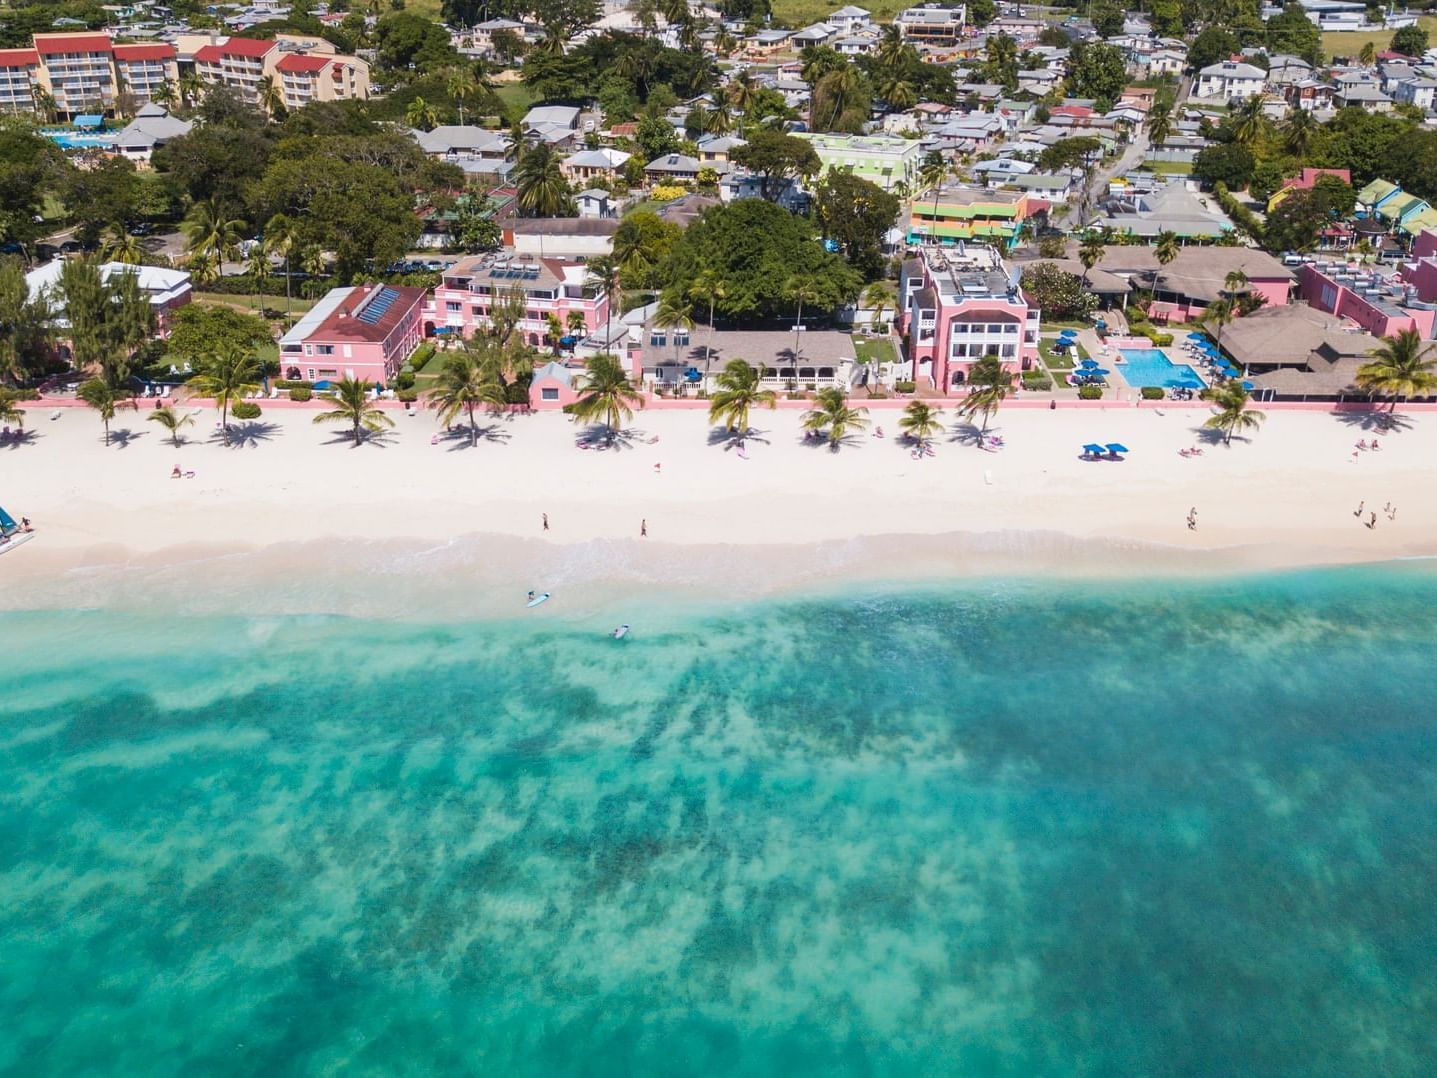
[42,129,117,150]
[1118,348,1206,390]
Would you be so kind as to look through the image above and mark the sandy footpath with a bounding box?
[1,400,1433,610]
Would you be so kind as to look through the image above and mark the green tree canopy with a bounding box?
[1187,27,1240,73]
[1192,143,1257,190]
[166,306,273,371]
[1066,42,1126,110]
[1266,4,1323,65]
[813,170,900,281]
[1391,24,1429,57]
[730,131,822,202]
[657,200,862,321]
[1019,263,1097,320]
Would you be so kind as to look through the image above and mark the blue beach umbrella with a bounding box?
[1241,380,1255,390]
[1086,368,1110,377]
[1080,359,1098,369]
[1106,443,1129,454]
[1186,332,1207,341]
[1082,443,1105,455]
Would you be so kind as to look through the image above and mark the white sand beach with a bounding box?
[2,399,1434,612]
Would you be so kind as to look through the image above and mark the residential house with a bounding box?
[907,184,1037,247]
[1264,54,1312,89]
[560,147,631,184]
[895,4,966,45]
[1335,82,1393,111]
[790,23,838,47]
[1223,304,1385,400]
[1284,78,1336,111]
[468,18,527,57]
[575,189,616,218]
[896,243,1041,392]
[505,217,620,258]
[1194,59,1266,101]
[411,125,508,161]
[277,283,426,386]
[1087,245,1293,322]
[644,152,705,185]
[423,252,609,345]
[1143,47,1188,77]
[745,29,793,56]
[1097,180,1234,240]
[696,134,746,164]
[791,131,923,192]
[1266,167,1352,212]
[1391,76,1437,111]
[111,101,190,162]
[827,5,873,34]
[522,103,580,147]
[833,34,879,56]
[26,259,191,336]
[1002,172,1077,200]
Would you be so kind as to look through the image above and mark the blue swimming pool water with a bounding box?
[1119,347,1206,390]
[41,129,116,150]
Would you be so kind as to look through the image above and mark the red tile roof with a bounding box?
[309,285,427,344]
[275,53,330,73]
[0,48,40,66]
[33,33,114,54]
[193,44,223,62]
[215,36,277,58]
[113,43,177,61]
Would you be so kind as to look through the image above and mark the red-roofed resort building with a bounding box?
[279,285,426,386]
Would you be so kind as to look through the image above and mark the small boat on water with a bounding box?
[612,625,630,639]
[0,505,34,556]
[526,592,550,608]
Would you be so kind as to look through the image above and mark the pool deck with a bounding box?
[1106,336,1209,393]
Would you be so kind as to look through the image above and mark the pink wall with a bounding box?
[425,279,609,344]
[905,298,1040,393]
[1149,276,1291,324]
[280,296,424,387]
[1301,265,1435,339]
[530,374,581,410]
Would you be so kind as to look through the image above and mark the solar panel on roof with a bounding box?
[356,286,401,325]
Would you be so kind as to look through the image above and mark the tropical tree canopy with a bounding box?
[570,352,644,438]
[707,358,776,435]
[313,375,396,446]
[1356,328,1437,410]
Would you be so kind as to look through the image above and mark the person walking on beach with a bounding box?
[1368,511,1377,530]
[542,512,549,532]
[1187,507,1197,531]
[1354,500,1364,518]
[1389,504,1398,521]
[640,519,647,537]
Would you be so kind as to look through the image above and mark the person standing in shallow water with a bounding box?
[640,519,647,537]
[542,513,549,532]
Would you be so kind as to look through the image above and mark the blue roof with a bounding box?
[73,114,104,128]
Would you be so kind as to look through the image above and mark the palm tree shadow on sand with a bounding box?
[1332,409,1413,434]
[706,426,772,449]
[574,424,641,450]
[1,430,38,450]
[1191,425,1245,447]
[106,427,145,448]
[440,423,512,451]
[322,428,397,449]
[208,421,281,448]
[948,420,998,448]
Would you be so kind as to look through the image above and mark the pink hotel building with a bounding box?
[898,245,1040,391]
[279,284,427,385]
[423,254,609,345]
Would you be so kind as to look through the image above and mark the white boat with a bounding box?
[525,592,550,608]
[612,625,630,639]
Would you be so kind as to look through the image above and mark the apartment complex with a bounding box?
[791,132,924,193]
[897,244,1041,392]
[0,31,366,118]
[0,32,179,117]
[895,4,967,44]
[193,34,368,110]
[907,185,1037,247]
[278,284,427,386]
[423,253,610,346]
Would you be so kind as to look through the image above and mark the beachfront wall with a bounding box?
[1300,264,1436,339]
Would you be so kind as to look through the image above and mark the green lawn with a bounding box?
[1039,336,1087,372]
[772,0,907,24]
[852,336,898,366]
[41,192,66,222]
[1323,16,1437,57]
[194,291,317,316]
[493,82,537,118]
[1141,159,1192,176]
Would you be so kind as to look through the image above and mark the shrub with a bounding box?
[894,379,916,393]
[395,370,416,390]
[1078,384,1104,400]
[275,378,313,389]
[1022,370,1054,391]
[651,183,688,201]
[288,386,312,401]
[231,401,262,419]
[409,341,436,370]
[1140,386,1166,400]
[396,388,419,403]
[1147,331,1174,346]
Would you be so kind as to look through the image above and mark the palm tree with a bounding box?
[1201,380,1265,446]
[513,143,571,217]
[918,150,949,237]
[1222,268,1249,302]
[815,65,862,131]
[784,275,822,372]
[147,405,194,446]
[1078,232,1106,284]
[1204,297,1235,347]
[799,45,844,89]
[426,349,506,446]
[101,223,146,265]
[1155,230,1181,267]
[862,281,897,330]
[1282,107,1317,156]
[182,199,245,269]
[707,359,776,439]
[31,86,56,123]
[984,32,1018,88]
[406,95,440,131]
[186,348,261,438]
[446,67,477,125]
[151,79,177,109]
[246,239,270,314]
[1230,96,1268,148]
[178,71,204,110]
[876,24,908,69]
[544,311,564,352]
[570,353,643,442]
[1359,41,1376,67]
[257,74,283,115]
[265,213,299,315]
[1146,102,1172,147]
[879,75,917,111]
[727,70,758,113]
[0,391,26,429]
[77,377,131,445]
[586,255,621,322]
[187,251,220,288]
[302,246,328,282]
[566,310,587,335]
[958,354,1013,441]
[898,400,942,450]
[653,297,694,368]
[1357,328,1437,410]
[802,386,868,449]
[688,270,726,364]
[313,376,395,447]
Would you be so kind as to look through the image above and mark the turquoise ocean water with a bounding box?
[3,566,1436,1075]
